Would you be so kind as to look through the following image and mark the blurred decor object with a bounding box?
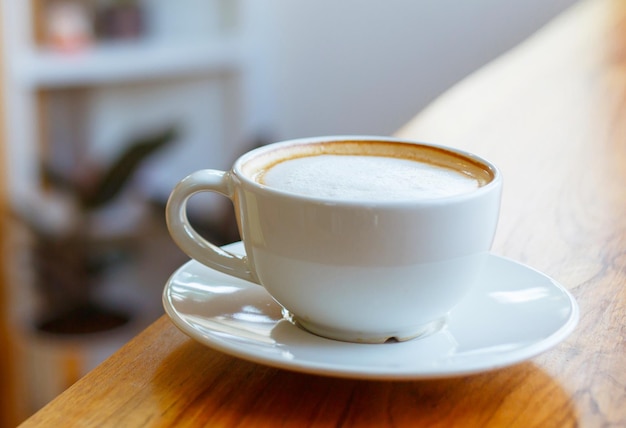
[19,126,178,336]
[44,0,94,53]
[94,0,145,41]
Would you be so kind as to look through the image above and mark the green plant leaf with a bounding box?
[80,126,178,210]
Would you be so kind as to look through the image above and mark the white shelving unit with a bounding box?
[14,39,244,88]
[1,0,251,417]
[1,0,248,207]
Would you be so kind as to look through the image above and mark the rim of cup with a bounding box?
[233,135,502,206]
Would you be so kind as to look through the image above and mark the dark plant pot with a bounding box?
[35,302,131,336]
[20,305,139,413]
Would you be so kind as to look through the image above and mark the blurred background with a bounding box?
[0,0,576,424]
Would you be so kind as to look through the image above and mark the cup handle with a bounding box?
[166,169,258,284]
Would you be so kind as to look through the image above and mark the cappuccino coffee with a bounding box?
[251,140,492,201]
[167,136,502,343]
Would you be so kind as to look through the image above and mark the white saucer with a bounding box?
[163,242,578,380]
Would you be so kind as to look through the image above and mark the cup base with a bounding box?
[290,314,448,344]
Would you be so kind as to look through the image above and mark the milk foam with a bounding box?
[260,155,480,201]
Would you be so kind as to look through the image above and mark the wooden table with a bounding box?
[20,0,626,426]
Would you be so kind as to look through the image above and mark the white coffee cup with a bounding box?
[166,136,502,343]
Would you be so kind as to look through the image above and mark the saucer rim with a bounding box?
[163,243,579,380]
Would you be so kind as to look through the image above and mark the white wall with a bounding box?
[244,0,578,141]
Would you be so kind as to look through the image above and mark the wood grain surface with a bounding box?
[20,0,626,426]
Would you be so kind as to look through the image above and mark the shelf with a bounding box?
[12,38,244,88]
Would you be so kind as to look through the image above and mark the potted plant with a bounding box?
[19,126,178,335]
